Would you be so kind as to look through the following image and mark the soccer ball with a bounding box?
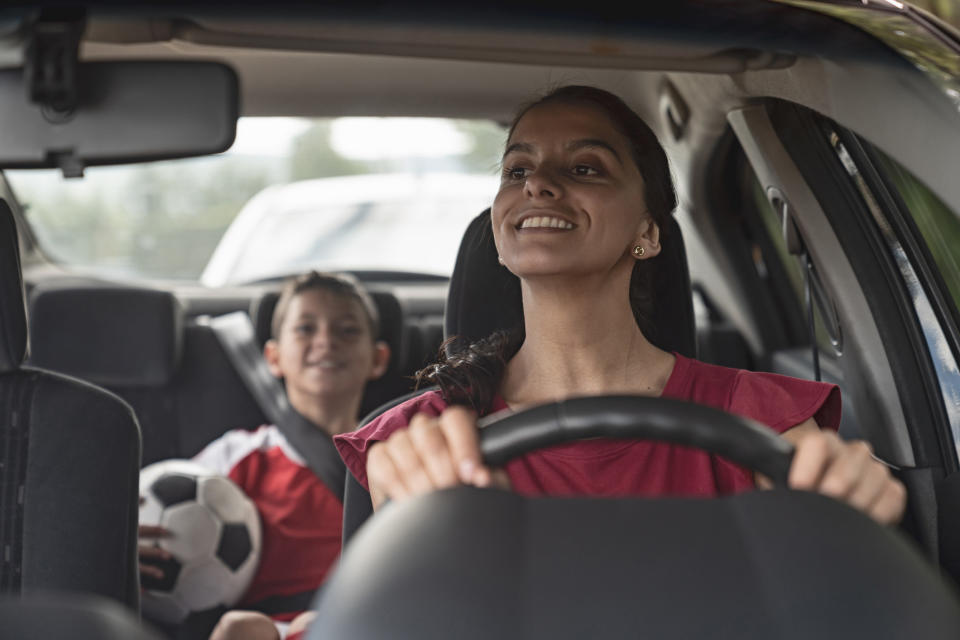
[139,460,262,624]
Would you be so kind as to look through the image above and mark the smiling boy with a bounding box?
[141,272,389,640]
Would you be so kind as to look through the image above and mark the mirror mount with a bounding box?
[24,9,85,115]
[23,9,87,177]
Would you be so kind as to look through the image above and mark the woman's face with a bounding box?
[491,102,659,280]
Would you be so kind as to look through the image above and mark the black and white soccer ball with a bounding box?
[139,460,262,625]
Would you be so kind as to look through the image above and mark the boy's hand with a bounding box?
[367,406,510,509]
[138,495,174,583]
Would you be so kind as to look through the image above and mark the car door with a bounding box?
[724,97,960,581]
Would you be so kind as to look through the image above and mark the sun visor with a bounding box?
[0,199,28,374]
[29,284,183,387]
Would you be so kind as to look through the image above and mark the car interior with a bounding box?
[3,1,960,638]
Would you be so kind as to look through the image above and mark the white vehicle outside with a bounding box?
[201,172,499,286]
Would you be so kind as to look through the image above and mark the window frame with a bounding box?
[766,99,960,475]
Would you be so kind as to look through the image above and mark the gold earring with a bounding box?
[633,245,645,257]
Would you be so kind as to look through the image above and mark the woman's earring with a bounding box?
[498,255,505,265]
[632,245,645,257]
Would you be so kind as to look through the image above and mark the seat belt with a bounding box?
[207,311,346,500]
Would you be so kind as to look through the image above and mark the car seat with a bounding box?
[28,284,269,465]
[0,199,140,608]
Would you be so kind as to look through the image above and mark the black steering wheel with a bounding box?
[477,394,795,486]
[341,393,796,544]
[321,394,960,640]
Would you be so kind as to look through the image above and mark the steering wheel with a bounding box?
[478,394,795,486]
[320,394,960,640]
[341,393,798,543]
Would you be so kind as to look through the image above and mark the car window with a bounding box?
[209,191,497,285]
[870,149,960,317]
[5,117,505,282]
[826,127,960,461]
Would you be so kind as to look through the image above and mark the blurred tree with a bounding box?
[124,157,275,277]
[289,121,374,180]
[452,120,506,174]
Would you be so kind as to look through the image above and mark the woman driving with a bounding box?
[333,85,906,525]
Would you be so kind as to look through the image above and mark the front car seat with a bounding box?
[0,199,141,608]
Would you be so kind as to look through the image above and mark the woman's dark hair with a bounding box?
[417,86,677,414]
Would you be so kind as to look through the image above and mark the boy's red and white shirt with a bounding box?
[193,425,343,622]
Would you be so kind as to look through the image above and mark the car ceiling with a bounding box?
[56,5,956,209]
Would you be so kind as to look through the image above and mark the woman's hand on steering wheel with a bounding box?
[368,402,906,526]
[784,425,907,525]
[367,406,511,510]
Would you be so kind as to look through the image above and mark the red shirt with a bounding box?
[334,354,841,497]
[194,425,342,620]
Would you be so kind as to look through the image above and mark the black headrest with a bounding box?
[0,199,28,374]
[252,287,406,376]
[29,284,183,387]
[445,209,696,357]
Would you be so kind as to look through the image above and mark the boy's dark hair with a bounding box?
[271,271,380,341]
[417,86,677,415]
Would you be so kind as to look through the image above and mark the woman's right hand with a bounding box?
[366,406,510,509]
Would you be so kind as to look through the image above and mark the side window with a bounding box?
[825,127,960,463]
[870,151,960,318]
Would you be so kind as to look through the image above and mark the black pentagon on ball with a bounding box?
[152,473,198,507]
[217,523,252,571]
[140,553,182,592]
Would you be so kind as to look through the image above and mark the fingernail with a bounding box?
[459,460,476,482]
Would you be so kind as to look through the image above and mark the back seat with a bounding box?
[27,280,437,467]
[28,283,265,465]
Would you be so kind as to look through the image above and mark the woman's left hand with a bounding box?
[785,424,906,525]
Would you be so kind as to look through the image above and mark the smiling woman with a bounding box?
[334,86,905,535]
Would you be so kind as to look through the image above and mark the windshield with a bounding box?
[5,117,505,284]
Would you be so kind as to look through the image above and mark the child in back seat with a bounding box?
[138,271,390,640]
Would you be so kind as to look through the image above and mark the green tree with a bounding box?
[289,121,374,180]
[453,120,506,175]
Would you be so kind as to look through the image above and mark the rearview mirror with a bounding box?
[0,61,239,177]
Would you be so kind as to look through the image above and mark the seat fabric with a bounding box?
[0,199,140,608]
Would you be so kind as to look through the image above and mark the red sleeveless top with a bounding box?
[334,354,841,497]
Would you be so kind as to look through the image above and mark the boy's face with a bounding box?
[265,288,387,404]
